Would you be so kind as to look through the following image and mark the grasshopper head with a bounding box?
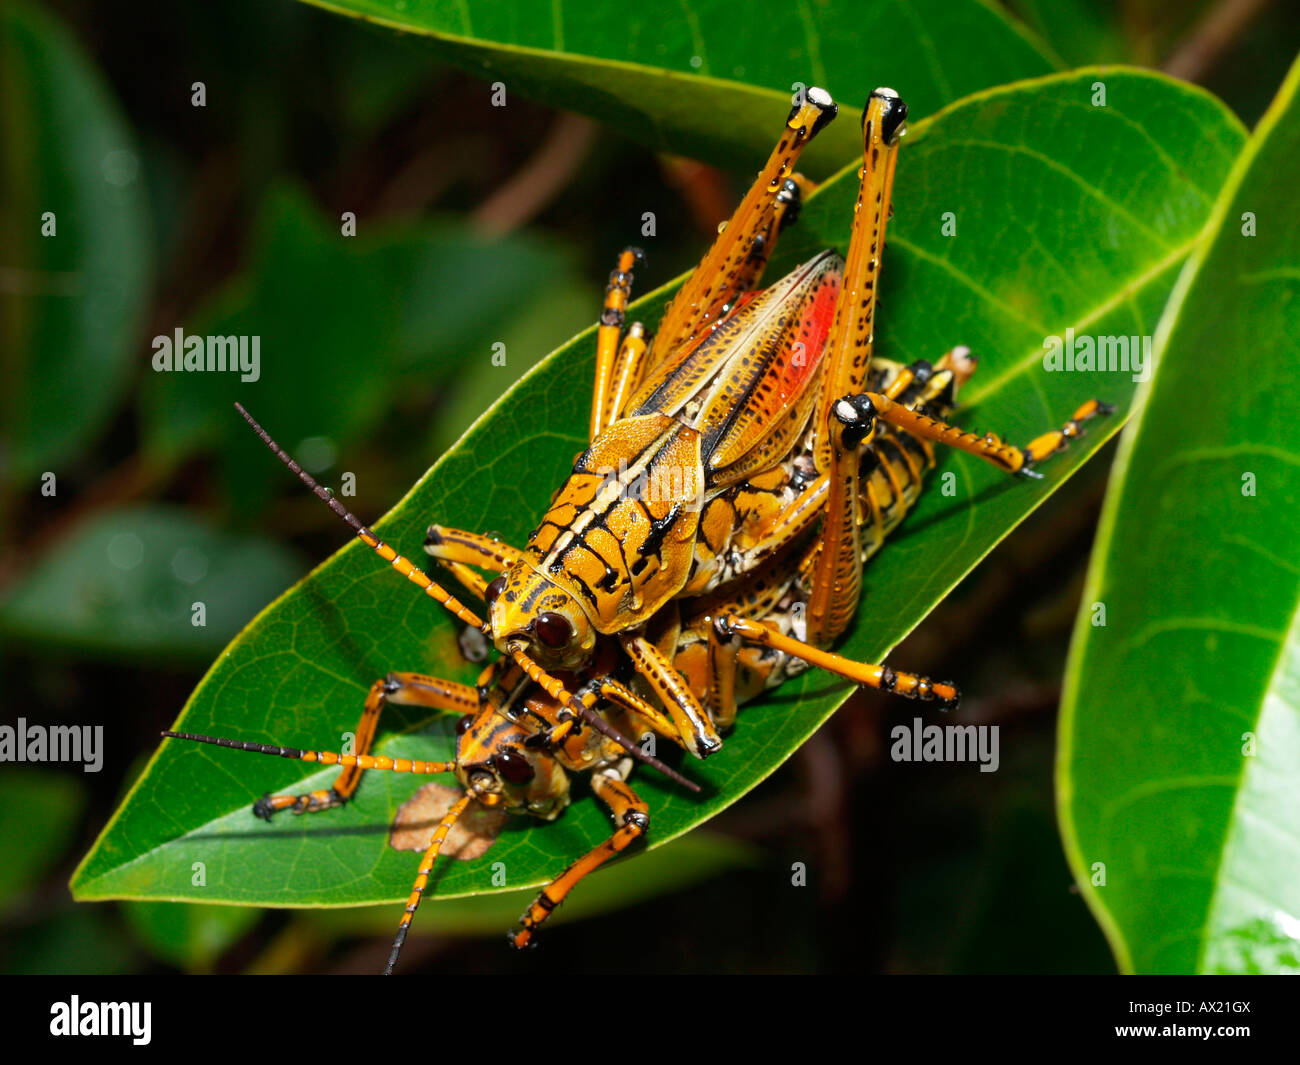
[453,712,570,819]
[454,712,566,821]
[483,561,595,670]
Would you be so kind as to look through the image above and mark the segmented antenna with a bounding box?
[385,792,472,974]
[161,730,457,775]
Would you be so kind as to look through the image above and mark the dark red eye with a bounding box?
[484,576,506,607]
[534,611,573,648]
[456,714,474,737]
[494,747,535,785]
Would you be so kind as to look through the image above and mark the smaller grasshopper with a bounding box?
[167,639,680,972]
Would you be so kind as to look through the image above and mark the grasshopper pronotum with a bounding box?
[164,84,1109,971]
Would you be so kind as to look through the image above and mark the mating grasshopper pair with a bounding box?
[164,85,1108,972]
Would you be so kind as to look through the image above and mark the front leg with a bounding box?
[620,631,723,758]
[423,524,521,573]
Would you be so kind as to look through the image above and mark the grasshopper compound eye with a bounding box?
[484,575,506,607]
[494,747,536,785]
[534,612,573,648]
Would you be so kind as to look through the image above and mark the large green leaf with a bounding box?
[74,70,1244,914]
[299,0,1057,173]
[0,1,151,485]
[1058,57,1300,975]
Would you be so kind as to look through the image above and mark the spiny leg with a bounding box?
[245,672,478,819]
[855,395,1114,478]
[508,772,648,949]
[386,792,473,974]
[716,614,959,710]
[806,89,908,647]
[590,246,645,440]
[423,524,521,574]
[650,89,838,362]
[620,632,723,758]
[594,674,697,752]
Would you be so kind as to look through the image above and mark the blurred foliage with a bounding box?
[0,0,1296,974]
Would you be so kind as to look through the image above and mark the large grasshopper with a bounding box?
[164,83,1108,970]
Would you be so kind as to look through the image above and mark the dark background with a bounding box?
[1,0,1296,974]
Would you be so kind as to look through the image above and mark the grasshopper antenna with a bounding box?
[234,402,483,629]
[385,792,473,974]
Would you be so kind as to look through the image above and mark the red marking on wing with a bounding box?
[777,273,839,404]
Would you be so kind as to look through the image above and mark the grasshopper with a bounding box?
[163,83,1109,970]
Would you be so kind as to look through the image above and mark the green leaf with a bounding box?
[1005,0,1128,68]
[74,70,1243,912]
[1058,57,1300,975]
[0,0,151,485]
[0,505,304,663]
[299,0,1057,174]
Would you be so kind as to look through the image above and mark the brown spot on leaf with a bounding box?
[390,784,506,859]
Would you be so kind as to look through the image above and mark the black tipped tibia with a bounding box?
[788,86,838,139]
[867,88,908,144]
